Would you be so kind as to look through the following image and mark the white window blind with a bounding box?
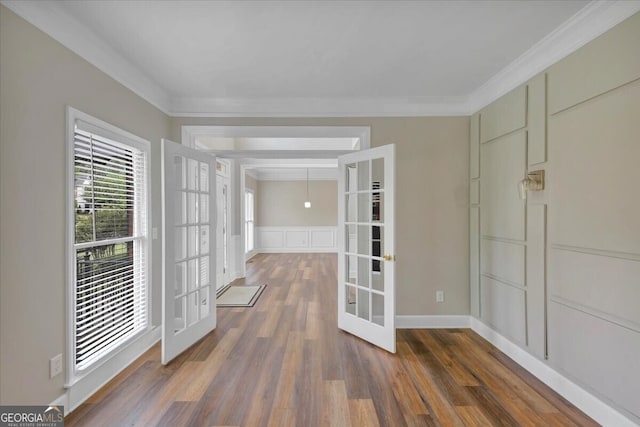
[72,123,148,371]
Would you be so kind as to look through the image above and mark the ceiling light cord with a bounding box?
[305,168,311,208]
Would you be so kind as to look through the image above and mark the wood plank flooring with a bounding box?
[65,253,598,426]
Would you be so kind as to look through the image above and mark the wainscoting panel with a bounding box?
[259,230,285,249]
[548,79,640,254]
[256,227,337,253]
[480,85,527,143]
[550,247,640,328]
[526,204,546,358]
[481,238,525,287]
[470,112,480,179]
[480,130,526,241]
[548,301,640,422]
[480,276,527,346]
[547,12,640,115]
[310,229,335,248]
[470,179,479,205]
[285,230,308,248]
[470,207,480,318]
[528,73,547,166]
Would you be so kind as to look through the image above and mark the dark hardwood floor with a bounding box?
[66,253,598,426]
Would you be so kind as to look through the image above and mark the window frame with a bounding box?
[65,107,152,385]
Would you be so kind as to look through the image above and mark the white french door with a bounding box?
[161,139,217,364]
[338,144,396,353]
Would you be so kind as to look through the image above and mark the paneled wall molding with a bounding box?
[550,296,640,335]
[480,235,526,245]
[256,226,337,253]
[551,243,640,262]
[480,86,527,143]
[480,273,526,291]
[479,127,527,145]
[472,11,640,424]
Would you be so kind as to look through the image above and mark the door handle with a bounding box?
[383,254,395,262]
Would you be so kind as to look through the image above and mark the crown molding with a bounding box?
[466,0,640,114]
[3,0,639,118]
[168,96,470,117]
[254,168,338,181]
[1,0,171,114]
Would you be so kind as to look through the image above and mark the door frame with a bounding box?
[181,125,371,279]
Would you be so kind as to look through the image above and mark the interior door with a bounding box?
[161,139,216,364]
[338,144,396,353]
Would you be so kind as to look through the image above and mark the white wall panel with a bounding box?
[256,227,337,253]
[526,204,546,358]
[481,239,525,286]
[285,230,308,248]
[528,74,547,165]
[310,230,335,248]
[470,207,480,318]
[480,131,526,241]
[480,85,527,143]
[259,230,285,249]
[480,276,527,346]
[548,12,640,115]
[548,301,640,421]
[550,248,640,328]
[470,113,480,178]
[549,81,640,254]
[470,180,479,205]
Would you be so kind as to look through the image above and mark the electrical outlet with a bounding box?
[50,354,62,378]
[152,227,158,240]
[436,290,444,303]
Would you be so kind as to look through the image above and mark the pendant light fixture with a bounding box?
[304,168,311,208]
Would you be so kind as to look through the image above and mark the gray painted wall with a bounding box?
[0,6,170,405]
[256,180,338,227]
[470,11,640,423]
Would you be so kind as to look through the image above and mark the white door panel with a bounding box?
[338,144,396,353]
[162,139,216,364]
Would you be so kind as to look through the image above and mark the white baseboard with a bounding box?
[470,317,638,427]
[396,315,470,329]
[49,392,69,413]
[56,327,161,415]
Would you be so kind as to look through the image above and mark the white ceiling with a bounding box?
[4,0,640,116]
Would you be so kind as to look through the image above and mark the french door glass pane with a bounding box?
[174,296,186,333]
[357,288,369,320]
[346,285,356,315]
[357,225,369,255]
[175,262,186,295]
[357,193,370,222]
[200,286,210,320]
[357,161,369,191]
[357,257,370,288]
[372,293,384,326]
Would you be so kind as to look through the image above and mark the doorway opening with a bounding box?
[181,125,370,281]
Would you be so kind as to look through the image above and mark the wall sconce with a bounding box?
[518,170,545,200]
